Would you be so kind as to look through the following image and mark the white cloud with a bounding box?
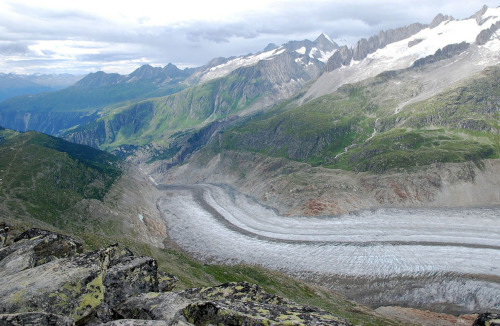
[0,0,498,74]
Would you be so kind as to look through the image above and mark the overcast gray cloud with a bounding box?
[0,0,498,74]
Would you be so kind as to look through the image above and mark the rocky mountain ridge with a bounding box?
[0,226,353,325]
[75,63,193,88]
[61,35,335,151]
[186,33,338,85]
[303,5,500,102]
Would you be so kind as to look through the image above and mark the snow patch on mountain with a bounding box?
[191,33,338,85]
[310,47,338,63]
[295,46,306,55]
[200,47,286,82]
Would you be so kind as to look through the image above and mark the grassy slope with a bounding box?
[216,65,500,172]
[0,129,122,228]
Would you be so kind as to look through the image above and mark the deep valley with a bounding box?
[1,4,500,326]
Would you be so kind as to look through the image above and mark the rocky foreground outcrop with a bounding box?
[0,225,352,325]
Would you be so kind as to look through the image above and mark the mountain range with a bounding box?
[0,4,498,220]
[0,5,500,326]
[0,72,82,102]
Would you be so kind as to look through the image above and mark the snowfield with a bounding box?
[158,183,500,313]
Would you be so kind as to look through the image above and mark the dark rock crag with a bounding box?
[473,312,500,326]
[0,226,352,325]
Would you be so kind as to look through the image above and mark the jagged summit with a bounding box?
[313,32,340,53]
[305,5,500,101]
[127,64,165,82]
[314,32,336,48]
[263,43,279,52]
[75,71,123,87]
[429,13,454,28]
[188,33,339,85]
[75,63,192,87]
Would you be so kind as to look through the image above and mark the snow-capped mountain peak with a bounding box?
[189,34,339,84]
[304,6,500,102]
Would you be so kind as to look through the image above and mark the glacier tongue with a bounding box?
[157,183,500,313]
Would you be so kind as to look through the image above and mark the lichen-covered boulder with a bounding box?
[0,312,74,326]
[116,282,353,326]
[0,229,167,325]
[473,313,500,326]
[0,246,105,321]
[0,228,83,277]
[103,254,160,308]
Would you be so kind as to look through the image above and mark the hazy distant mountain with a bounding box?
[0,73,82,102]
[0,64,191,135]
[75,63,193,87]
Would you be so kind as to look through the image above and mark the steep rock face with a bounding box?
[0,111,99,136]
[309,6,500,102]
[329,13,453,69]
[412,42,470,67]
[325,46,353,72]
[332,22,427,65]
[476,21,500,45]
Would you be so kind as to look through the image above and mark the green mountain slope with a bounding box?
[62,49,329,153]
[0,65,190,136]
[0,128,121,226]
[215,65,500,172]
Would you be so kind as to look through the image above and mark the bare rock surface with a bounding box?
[116,282,352,326]
[0,226,356,325]
[0,228,83,278]
[375,306,477,326]
[0,312,74,326]
[0,228,164,325]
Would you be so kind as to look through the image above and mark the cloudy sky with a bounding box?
[0,0,498,75]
